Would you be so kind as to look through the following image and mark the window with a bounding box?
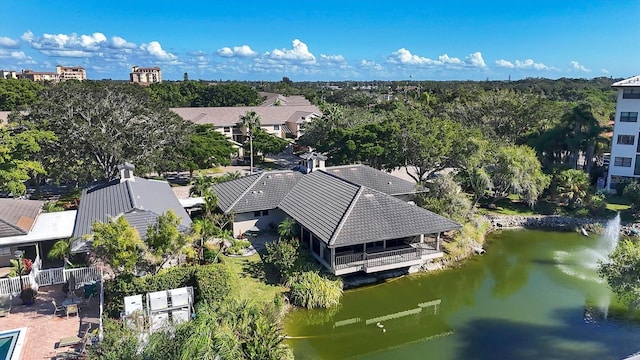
[273,125,280,131]
[262,210,269,216]
[620,112,639,122]
[635,155,640,175]
[614,157,632,167]
[623,89,640,99]
[253,211,261,217]
[617,135,635,145]
[223,127,231,133]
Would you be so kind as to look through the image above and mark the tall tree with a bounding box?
[146,210,188,273]
[249,128,289,160]
[237,111,261,174]
[554,168,590,208]
[0,125,55,196]
[91,216,143,275]
[180,124,234,177]
[15,81,191,183]
[600,238,640,308]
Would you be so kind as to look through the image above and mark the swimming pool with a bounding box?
[0,328,26,360]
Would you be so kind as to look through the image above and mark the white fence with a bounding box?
[0,266,101,295]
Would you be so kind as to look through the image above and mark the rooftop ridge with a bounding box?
[329,185,364,246]
[224,173,266,213]
[125,181,137,209]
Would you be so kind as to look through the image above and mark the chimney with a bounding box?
[299,152,327,173]
[117,163,135,183]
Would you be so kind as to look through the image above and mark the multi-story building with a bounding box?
[18,69,59,82]
[606,75,640,192]
[0,70,17,79]
[130,66,162,85]
[56,65,86,81]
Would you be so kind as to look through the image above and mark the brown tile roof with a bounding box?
[170,105,321,127]
[0,199,44,237]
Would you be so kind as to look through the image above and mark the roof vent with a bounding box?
[388,181,392,185]
[251,191,257,194]
[258,191,263,194]
[117,162,135,183]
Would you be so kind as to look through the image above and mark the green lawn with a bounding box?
[222,253,287,307]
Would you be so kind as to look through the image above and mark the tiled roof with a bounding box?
[72,177,192,241]
[612,75,640,87]
[287,111,317,124]
[0,199,44,237]
[279,171,460,246]
[299,152,327,161]
[324,164,417,195]
[170,105,321,127]
[122,211,161,239]
[213,171,303,214]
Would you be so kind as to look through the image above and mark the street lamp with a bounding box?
[14,250,24,291]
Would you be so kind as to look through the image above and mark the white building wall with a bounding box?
[607,86,640,191]
[232,208,287,237]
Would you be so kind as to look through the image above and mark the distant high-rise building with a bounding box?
[0,70,18,79]
[130,66,162,85]
[56,65,86,81]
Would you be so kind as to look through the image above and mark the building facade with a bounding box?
[606,75,640,192]
[18,69,59,81]
[130,66,162,84]
[0,70,17,79]
[56,65,86,81]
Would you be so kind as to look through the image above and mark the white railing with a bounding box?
[0,266,101,295]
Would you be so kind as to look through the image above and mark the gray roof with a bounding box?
[279,171,460,247]
[72,177,191,248]
[170,105,321,127]
[0,199,44,237]
[213,171,303,214]
[122,211,160,239]
[324,164,417,195]
[299,152,328,161]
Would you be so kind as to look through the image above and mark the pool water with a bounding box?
[0,328,26,360]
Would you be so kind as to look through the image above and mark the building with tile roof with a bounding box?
[70,164,191,253]
[211,156,460,275]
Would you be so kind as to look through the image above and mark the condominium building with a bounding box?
[606,75,640,192]
[0,70,17,79]
[130,66,162,85]
[18,69,59,82]
[56,65,86,81]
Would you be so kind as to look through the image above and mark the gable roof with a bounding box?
[324,164,417,195]
[287,110,317,124]
[612,75,640,88]
[170,105,321,127]
[213,170,303,214]
[72,177,191,241]
[278,171,460,247]
[0,199,44,237]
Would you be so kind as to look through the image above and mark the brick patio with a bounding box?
[0,284,100,360]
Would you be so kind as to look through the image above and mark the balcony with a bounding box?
[334,245,442,275]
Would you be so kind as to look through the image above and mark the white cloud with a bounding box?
[110,36,136,49]
[601,68,610,74]
[388,48,439,65]
[514,59,549,70]
[21,31,34,42]
[570,60,590,72]
[0,50,35,63]
[466,52,486,68]
[359,60,384,71]
[438,54,463,65]
[0,36,20,49]
[267,39,316,64]
[140,41,177,61]
[320,54,346,64]
[216,45,257,58]
[495,59,515,68]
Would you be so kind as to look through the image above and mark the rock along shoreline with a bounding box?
[482,214,639,236]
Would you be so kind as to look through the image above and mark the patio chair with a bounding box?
[65,303,79,319]
[78,293,93,310]
[56,327,92,359]
[52,299,65,316]
[0,294,10,317]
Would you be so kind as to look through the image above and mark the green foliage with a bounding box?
[146,81,261,108]
[0,125,56,196]
[42,201,64,212]
[146,210,188,273]
[416,174,471,221]
[212,171,243,184]
[600,238,640,307]
[91,216,144,275]
[181,124,234,174]
[249,128,289,156]
[47,239,70,260]
[226,239,251,255]
[15,81,191,183]
[0,79,44,111]
[264,238,300,279]
[194,264,236,304]
[553,169,590,208]
[286,271,343,309]
[190,173,214,197]
[623,181,640,211]
[277,218,299,240]
[87,318,140,360]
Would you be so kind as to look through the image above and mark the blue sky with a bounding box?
[1,0,638,81]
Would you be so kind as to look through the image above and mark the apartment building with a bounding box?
[606,75,640,192]
[56,65,86,81]
[18,69,59,81]
[130,66,162,85]
[0,70,17,79]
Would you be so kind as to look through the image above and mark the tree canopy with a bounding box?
[146,81,261,108]
[14,81,191,183]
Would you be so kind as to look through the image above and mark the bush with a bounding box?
[194,264,236,303]
[623,181,640,210]
[226,239,251,255]
[264,238,300,279]
[586,193,607,217]
[286,271,343,309]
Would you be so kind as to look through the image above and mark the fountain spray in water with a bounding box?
[601,212,621,256]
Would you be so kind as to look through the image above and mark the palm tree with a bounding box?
[277,218,299,240]
[237,111,261,174]
[556,169,590,208]
[190,173,214,197]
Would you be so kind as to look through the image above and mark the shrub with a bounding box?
[194,264,236,304]
[286,271,343,309]
[623,181,640,210]
[226,239,250,255]
[264,238,300,279]
[88,318,140,359]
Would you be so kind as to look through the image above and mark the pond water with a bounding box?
[284,229,640,360]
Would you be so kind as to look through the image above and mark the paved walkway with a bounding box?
[0,284,99,360]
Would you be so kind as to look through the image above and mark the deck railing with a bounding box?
[0,266,101,295]
[334,246,438,271]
